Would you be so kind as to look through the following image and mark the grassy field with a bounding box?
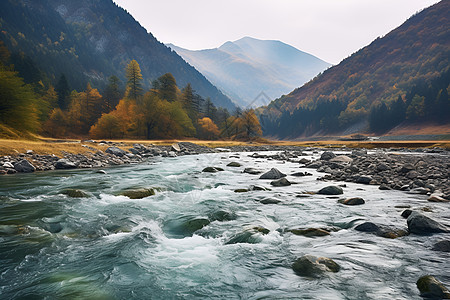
[0,138,449,157]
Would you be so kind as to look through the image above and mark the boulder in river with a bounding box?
[270,178,291,187]
[432,240,450,252]
[338,197,365,205]
[407,212,449,234]
[202,167,224,173]
[292,255,340,277]
[234,189,249,193]
[355,176,372,184]
[259,198,281,204]
[225,226,270,244]
[13,159,35,173]
[105,147,127,157]
[290,228,330,237]
[259,168,286,179]
[318,185,343,195]
[54,159,77,169]
[227,162,241,167]
[416,275,450,299]
[329,155,353,163]
[120,188,155,199]
[355,222,408,238]
[291,171,312,177]
[320,151,336,161]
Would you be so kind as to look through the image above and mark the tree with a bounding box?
[43,108,67,137]
[39,85,58,122]
[204,98,217,121]
[125,60,143,100]
[239,109,262,140]
[198,117,220,140]
[152,73,178,102]
[406,94,425,121]
[0,66,40,133]
[56,74,70,109]
[103,75,122,112]
[89,113,121,139]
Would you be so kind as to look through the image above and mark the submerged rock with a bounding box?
[407,212,449,234]
[259,168,286,179]
[120,188,155,199]
[338,197,365,205]
[290,228,330,237]
[244,167,262,175]
[291,171,312,177]
[62,189,89,198]
[225,226,269,245]
[292,255,340,277]
[184,218,210,234]
[234,189,249,193]
[432,240,450,252]
[227,162,241,167]
[270,178,291,187]
[318,185,343,195]
[416,275,450,299]
[209,210,236,222]
[355,222,379,232]
[259,198,282,204]
[355,222,408,239]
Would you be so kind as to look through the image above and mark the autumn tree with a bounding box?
[125,60,143,100]
[43,108,67,137]
[39,85,58,122]
[238,109,262,140]
[89,114,121,139]
[198,117,219,140]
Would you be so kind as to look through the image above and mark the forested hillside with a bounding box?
[261,1,449,138]
[0,0,235,110]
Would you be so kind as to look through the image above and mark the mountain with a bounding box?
[261,1,449,138]
[168,37,331,107]
[0,0,235,110]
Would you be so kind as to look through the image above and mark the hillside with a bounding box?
[261,1,449,138]
[0,0,235,110]
[168,37,330,107]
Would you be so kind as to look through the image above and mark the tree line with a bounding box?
[0,42,261,140]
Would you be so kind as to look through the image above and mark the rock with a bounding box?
[416,275,450,299]
[184,218,210,234]
[234,189,249,193]
[377,163,389,171]
[171,143,181,152]
[355,222,379,232]
[428,195,450,203]
[432,240,450,252]
[209,210,236,222]
[320,151,336,161]
[290,228,330,237]
[96,170,107,174]
[227,162,241,167]
[338,197,365,205]
[120,188,155,199]
[407,212,449,234]
[26,150,34,155]
[299,158,310,164]
[401,210,413,218]
[202,167,224,173]
[243,168,262,175]
[400,163,415,173]
[105,147,127,157]
[406,171,419,179]
[249,185,270,191]
[352,149,367,156]
[292,255,340,277]
[259,168,286,179]
[13,159,35,173]
[225,227,269,245]
[291,171,312,177]
[356,176,372,184]
[318,185,343,195]
[270,178,291,187]
[330,155,353,163]
[379,184,391,190]
[259,198,281,204]
[62,189,88,198]
[3,162,14,169]
[54,159,77,169]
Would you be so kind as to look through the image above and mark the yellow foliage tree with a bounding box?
[197,117,220,140]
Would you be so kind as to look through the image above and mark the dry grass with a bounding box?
[0,138,449,156]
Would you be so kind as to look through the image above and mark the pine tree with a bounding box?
[56,74,70,109]
[152,73,178,102]
[125,60,143,100]
[104,75,122,112]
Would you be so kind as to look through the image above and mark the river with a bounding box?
[0,151,448,299]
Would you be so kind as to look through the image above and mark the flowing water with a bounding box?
[0,151,449,299]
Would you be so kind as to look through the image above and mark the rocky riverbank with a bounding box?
[1,141,449,200]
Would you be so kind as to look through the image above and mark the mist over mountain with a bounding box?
[168,37,330,108]
[0,0,235,110]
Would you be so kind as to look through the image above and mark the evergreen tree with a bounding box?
[56,74,70,109]
[125,60,143,100]
[152,73,178,102]
[104,75,122,112]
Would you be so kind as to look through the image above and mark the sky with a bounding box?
[113,0,440,64]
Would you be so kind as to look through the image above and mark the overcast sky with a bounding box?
[113,0,440,64]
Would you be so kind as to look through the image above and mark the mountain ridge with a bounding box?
[168,37,331,107]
